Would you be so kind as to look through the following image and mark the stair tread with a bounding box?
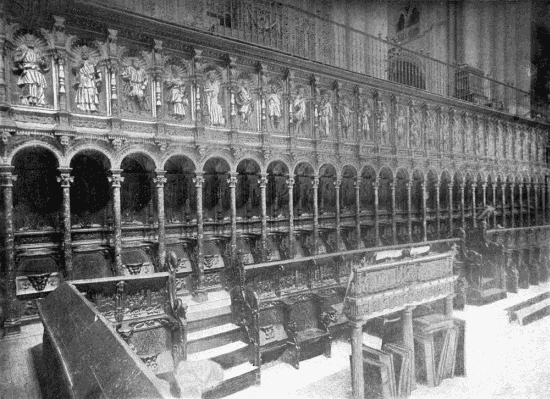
[188,323,241,341]
[186,300,232,321]
[480,288,506,297]
[222,362,258,381]
[513,298,550,318]
[187,341,249,361]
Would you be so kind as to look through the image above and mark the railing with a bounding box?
[86,0,549,120]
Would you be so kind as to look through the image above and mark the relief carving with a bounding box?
[12,33,50,106]
[203,68,225,126]
[359,97,372,142]
[164,63,189,119]
[396,103,407,147]
[292,85,308,136]
[69,44,102,113]
[377,98,389,145]
[120,53,150,114]
[265,78,283,130]
[318,89,333,138]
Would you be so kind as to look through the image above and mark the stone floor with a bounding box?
[2,282,550,399]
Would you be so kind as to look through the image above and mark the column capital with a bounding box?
[354,178,361,188]
[334,178,341,188]
[286,177,295,188]
[227,172,238,187]
[153,176,167,187]
[312,176,319,188]
[258,173,268,187]
[57,173,74,187]
[403,305,416,314]
[108,169,124,187]
[193,172,204,187]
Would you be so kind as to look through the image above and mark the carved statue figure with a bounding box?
[235,80,253,124]
[410,105,422,148]
[319,92,333,137]
[204,70,224,126]
[339,97,353,138]
[360,100,372,140]
[396,104,407,146]
[426,110,436,150]
[293,86,307,134]
[164,64,189,118]
[464,117,473,152]
[267,84,281,127]
[378,100,388,145]
[12,34,50,106]
[452,114,461,152]
[70,46,102,113]
[121,56,150,113]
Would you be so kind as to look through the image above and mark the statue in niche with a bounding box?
[12,34,50,106]
[339,97,353,139]
[496,123,503,157]
[360,98,372,141]
[377,99,388,145]
[266,82,282,128]
[441,112,450,152]
[203,69,225,126]
[464,117,473,152]
[516,132,523,160]
[164,64,189,119]
[235,79,253,124]
[292,86,307,135]
[121,56,150,113]
[69,45,102,113]
[452,114,461,152]
[319,90,333,138]
[410,105,422,148]
[426,110,436,150]
[396,104,407,146]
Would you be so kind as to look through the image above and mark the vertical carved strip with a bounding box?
[509,183,515,228]
[108,170,124,274]
[390,181,397,244]
[500,183,506,228]
[374,179,380,245]
[2,168,19,336]
[154,171,167,271]
[351,322,365,399]
[534,184,539,226]
[312,177,319,255]
[460,183,465,229]
[355,178,362,248]
[335,179,341,250]
[407,180,412,243]
[403,306,416,389]
[471,183,476,228]
[519,184,524,227]
[526,184,531,227]
[194,173,206,299]
[57,169,74,279]
[421,182,427,241]
[259,174,268,261]
[228,173,238,256]
[435,180,440,239]
[448,181,453,237]
[287,177,295,257]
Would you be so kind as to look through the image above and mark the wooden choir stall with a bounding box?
[343,248,465,399]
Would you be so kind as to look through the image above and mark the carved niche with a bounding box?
[357,90,374,143]
[119,49,152,116]
[200,64,226,127]
[262,75,284,132]
[409,102,423,149]
[68,42,105,114]
[163,56,191,121]
[396,102,408,148]
[290,82,311,138]
[317,88,334,139]
[231,70,257,131]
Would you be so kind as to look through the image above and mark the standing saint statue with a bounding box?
[71,46,102,113]
[340,98,353,139]
[378,100,388,145]
[360,100,372,141]
[293,87,307,135]
[121,56,150,113]
[12,34,50,106]
[204,71,224,126]
[167,81,188,118]
[267,84,281,128]
[235,81,253,124]
[319,92,332,138]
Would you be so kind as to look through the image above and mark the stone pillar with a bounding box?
[546,180,550,224]
[534,183,539,226]
[108,170,124,273]
[390,181,397,244]
[335,179,342,249]
[355,178,362,248]
[445,295,454,317]
[287,177,295,256]
[435,181,441,239]
[501,183,506,228]
[448,181,453,237]
[403,306,416,389]
[421,182,427,241]
[2,167,19,336]
[482,183,487,208]
[491,183,497,228]
[350,321,365,399]
[313,177,319,255]
[57,168,74,279]
[471,183,477,228]
[460,183,466,229]
[193,173,206,301]
[154,171,167,271]
[228,173,238,255]
[374,179,380,245]
[519,184,524,227]
[259,173,268,261]
[526,184,531,227]
[407,181,412,243]
[510,183,515,228]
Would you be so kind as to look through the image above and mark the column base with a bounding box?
[192,288,209,303]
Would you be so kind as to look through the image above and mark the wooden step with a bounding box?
[188,341,250,369]
[188,323,244,354]
[203,362,259,399]
[505,292,550,314]
[508,295,550,326]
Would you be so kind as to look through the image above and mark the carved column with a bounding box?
[313,177,319,255]
[421,182,427,241]
[350,321,365,399]
[108,170,124,274]
[287,177,295,257]
[435,180,441,239]
[471,183,477,228]
[519,184,524,227]
[509,183,515,228]
[501,182,506,228]
[335,179,342,249]
[228,173,238,255]
[403,306,416,389]
[534,183,539,226]
[374,179,380,245]
[2,167,19,336]
[407,181,413,243]
[390,181,397,244]
[540,182,545,225]
[57,168,74,279]
[154,171,167,271]
[546,180,550,224]
[460,183,466,229]
[448,181,453,237]
[491,183,497,228]
[259,173,268,261]
[355,178,362,248]
[526,184,531,227]
[194,173,206,300]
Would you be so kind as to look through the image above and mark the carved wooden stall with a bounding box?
[343,249,463,399]
[0,0,549,338]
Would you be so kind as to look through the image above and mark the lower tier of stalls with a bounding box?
[2,146,549,335]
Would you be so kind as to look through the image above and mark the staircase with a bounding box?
[469,277,507,306]
[506,292,550,326]
[184,291,260,399]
